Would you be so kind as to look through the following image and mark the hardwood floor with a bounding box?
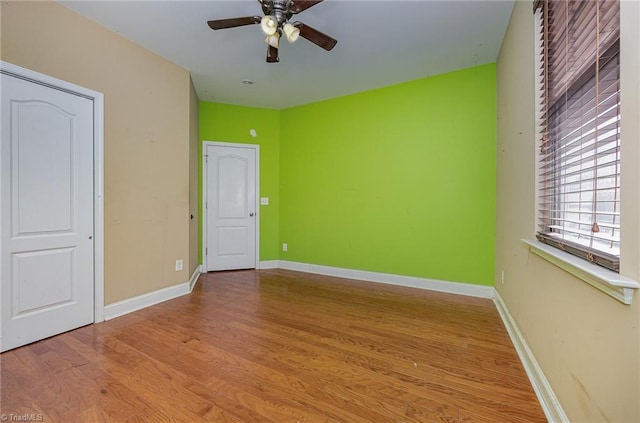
[1,269,546,422]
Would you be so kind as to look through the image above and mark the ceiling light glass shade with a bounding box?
[260,16,277,35]
[283,23,300,43]
[265,32,280,48]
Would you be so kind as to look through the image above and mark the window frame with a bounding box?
[534,0,621,273]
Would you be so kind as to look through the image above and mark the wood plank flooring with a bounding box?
[1,269,546,422]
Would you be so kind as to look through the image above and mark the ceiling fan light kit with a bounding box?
[283,22,300,43]
[265,32,280,48]
[260,15,278,35]
[207,0,337,63]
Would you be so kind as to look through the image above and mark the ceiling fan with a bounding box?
[207,0,337,63]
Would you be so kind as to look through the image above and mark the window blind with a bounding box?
[534,0,621,272]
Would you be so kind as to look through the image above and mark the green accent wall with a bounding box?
[199,102,280,261]
[199,63,496,286]
[279,64,496,285]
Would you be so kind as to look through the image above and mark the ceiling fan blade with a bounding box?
[290,0,323,14]
[266,45,279,63]
[207,16,261,30]
[294,22,337,51]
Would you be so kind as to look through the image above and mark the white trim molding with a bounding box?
[493,291,569,423]
[104,265,201,321]
[522,239,639,305]
[189,265,202,292]
[103,261,493,322]
[104,282,191,321]
[276,260,495,299]
[259,260,279,270]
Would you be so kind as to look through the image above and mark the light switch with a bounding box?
[260,197,269,205]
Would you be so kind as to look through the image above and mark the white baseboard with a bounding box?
[493,291,569,423]
[103,261,492,320]
[104,281,191,321]
[276,260,495,299]
[189,265,202,292]
[258,260,279,270]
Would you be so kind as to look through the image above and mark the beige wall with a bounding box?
[188,78,200,275]
[496,1,640,422]
[1,1,194,304]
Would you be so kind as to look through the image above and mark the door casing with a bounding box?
[0,61,105,323]
[202,141,260,271]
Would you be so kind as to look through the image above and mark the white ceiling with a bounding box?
[60,0,515,109]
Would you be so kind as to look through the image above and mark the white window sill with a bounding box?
[521,239,640,305]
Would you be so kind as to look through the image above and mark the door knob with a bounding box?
[249,213,255,217]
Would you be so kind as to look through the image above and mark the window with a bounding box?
[534,0,621,272]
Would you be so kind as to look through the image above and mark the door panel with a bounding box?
[217,227,249,256]
[206,145,256,271]
[12,102,74,235]
[13,248,75,316]
[218,156,248,218]
[1,74,94,352]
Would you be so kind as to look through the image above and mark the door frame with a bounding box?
[202,141,260,272]
[0,61,105,322]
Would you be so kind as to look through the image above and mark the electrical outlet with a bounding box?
[282,243,288,252]
[176,259,183,272]
[501,270,505,285]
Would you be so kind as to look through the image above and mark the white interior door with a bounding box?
[205,144,257,271]
[1,73,95,352]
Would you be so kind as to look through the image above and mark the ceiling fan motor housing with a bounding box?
[266,0,294,26]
